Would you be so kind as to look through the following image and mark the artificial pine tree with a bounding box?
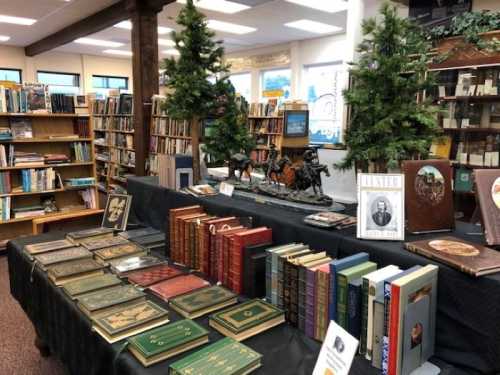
[338,3,440,172]
[162,0,229,181]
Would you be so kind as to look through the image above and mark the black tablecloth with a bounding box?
[125,176,500,375]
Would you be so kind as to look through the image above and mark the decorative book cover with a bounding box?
[34,247,92,267]
[206,217,240,277]
[81,236,129,251]
[169,285,237,318]
[405,236,500,276]
[474,169,500,245]
[128,319,209,367]
[118,227,161,240]
[402,160,454,233]
[127,264,183,287]
[62,274,122,298]
[209,299,284,340]
[66,227,114,242]
[131,233,165,248]
[24,239,74,255]
[77,285,145,313]
[169,205,203,261]
[169,337,262,375]
[148,274,210,301]
[48,258,103,278]
[176,213,207,265]
[109,256,166,275]
[94,243,146,261]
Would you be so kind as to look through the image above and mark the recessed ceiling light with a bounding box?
[177,0,250,14]
[162,49,180,56]
[158,39,176,47]
[207,20,256,35]
[284,0,348,13]
[114,20,173,35]
[103,49,133,56]
[75,38,124,47]
[0,35,10,42]
[0,14,37,26]
[284,19,342,34]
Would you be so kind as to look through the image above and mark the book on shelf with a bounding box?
[78,188,97,209]
[64,177,95,188]
[151,116,190,137]
[110,148,135,167]
[18,168,57,192]
[249,102,280,117]
[151,95,167,116]
[0,82,50,113]
[0,129,12,142]
[50,94,75,114]
[149,137,192,155]
[474,169,500,245]
[91,94,134,116]
[62,273,122,300]
[128,319,209,367]
[70,142,91,163]
[12,204,44,219]
[10,118,33,139]
[44,154,70,164]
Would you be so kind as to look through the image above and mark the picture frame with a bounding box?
[357,173,405,241]
[284,110,309,138]
[102,194,133,231]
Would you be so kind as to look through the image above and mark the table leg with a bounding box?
[34,336,51,357]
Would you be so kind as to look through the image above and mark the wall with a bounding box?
[473,0,500,11]
[0,46,133,93]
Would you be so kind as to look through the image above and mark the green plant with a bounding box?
[338,3,440,172]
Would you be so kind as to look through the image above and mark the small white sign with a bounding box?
[219,182,234,197]
[313,321,359,375]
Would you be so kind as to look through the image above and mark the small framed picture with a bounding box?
[102,194,132,231]
[284,110,309,138]
[357,173,405,241]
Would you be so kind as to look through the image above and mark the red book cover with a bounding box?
[388,283,401,375]
[127,264,184,287]
[168,206,203,262]
[148,274,210,301]
[202,217,239,275]
[230,227,272,294]
[215,226,245,283]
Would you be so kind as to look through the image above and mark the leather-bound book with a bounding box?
[314,264,330,341]
[62,274,122,300]
[243,242,272,298]
[34,247,93,270]
[148,274,210,301]
[278,247,310,310]
[94,243,147,265]
[81,236,129,251]
[176,213,207,266]
[183,215,208,268]
[66,227,114,245]
[405,236,500,276]
[474,169,500,245]
[168,205,203,261]
[118,227,161,240]
[193,216,213,270]
[305,263,326,338]
[204,217,239,277]
[402,159,454,233]
[24,239,74,257]
[127,264,184,287]
[47,258,104,285]
[214,226,245,284]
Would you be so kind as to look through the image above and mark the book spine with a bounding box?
[216,234,224,284]
[297,266,307,332]
[265,252,272,303]
[387,283,401,375]
[305,268,316,338]
[315,271,329,341]
[223,236,231,289]
[230,236,243,294]
[337,274,348,329]
[271,254,279,305]
[289,264,300,327]
[201,226,210,274]
[277,256,286,309]
[382,280,391,375]
[329,264,336,322]
[366,279,376,361]
[360,277,369,355]
[183,222,190,266]
[347,282,361,339]
[283,260,292,321]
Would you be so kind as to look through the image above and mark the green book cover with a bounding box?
[454,168,473,192]
[337,261,377,328]
[128,319,208,358]
[48,258,103,278]
[170,285,237,314]
[62,274,122,297]
[210,299,284,334]
[169,337,262,375]
[78,285,144,312]
[34,247,92,266]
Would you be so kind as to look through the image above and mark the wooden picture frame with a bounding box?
[102,194,132,231]
[284,110,309,138]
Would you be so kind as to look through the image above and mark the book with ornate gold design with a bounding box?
[80,236,129,251]
[169,285,238,319]
[169,337,262,375]
[62,274,122,300]
[209,299,285,341]
[66,227,114,244]
[94,243,148,265]
[34,247,93,270]
[24,239,74,258]
[47,258,104,285]
[127,319,209,367]
[92,300,169,344]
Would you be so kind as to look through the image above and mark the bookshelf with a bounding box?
[91,95,135,193]
[247,115,284,163]
[0,112,99,244]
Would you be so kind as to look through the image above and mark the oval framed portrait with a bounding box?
[415,166,445,206]
[429,240,480,257]
[492,177,500,210]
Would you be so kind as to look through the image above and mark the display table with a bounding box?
[126,176,500,375]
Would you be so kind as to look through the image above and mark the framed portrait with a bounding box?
[284,110,309,138]
[102,194,133,231]
[357,173,405,241]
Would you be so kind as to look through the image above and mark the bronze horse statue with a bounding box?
[228,153,254,183]
[293,164,330,196]
[262,156,292,188]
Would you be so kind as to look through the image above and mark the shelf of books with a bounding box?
[91,94,135,193]
[431,63,500,219]
[148,95,193,176]
[248,101,284,163]
[0,81,99,246]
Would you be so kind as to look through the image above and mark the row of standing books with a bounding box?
[248,118,284,134]
[21,168,57,192]
[91,94,133,115]
[70,142,92,163]
[110,133,134,150]
[441,101,500,129]
[0,197,10,221]
[250,149,269,163]
[249,101,279,117]
[151,117,191,137]
[255,134,280,148]
[110,149,135,167]
[150,136,192,155]
[151,95,167,116]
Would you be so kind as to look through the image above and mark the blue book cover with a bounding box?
[347,277,363,339]
[329,252,369,322]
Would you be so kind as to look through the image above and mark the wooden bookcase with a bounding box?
[248,115,285,163]
[0,112,99,243]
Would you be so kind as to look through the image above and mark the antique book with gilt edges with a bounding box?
[93,243,147,264]
[66,227,114,244]
[47,258,104,285]
[127,264,183,287]
[148,274,210,301]
[92,300,169,344]
[402,160,454,233]
[405,236,500,276]
[127,319,209,367]
[80,236,129,251]
[109,255,166,276]
[34,247,93,269]
[76,284,146,318]
[118,227,161,240]
[62,274,122,299]
[474,169,500,245]
[168,205,203,261]
[206,217,240,277]
[209,299,285,341]
[24,239,74,256]
[169,285,238,319]
[169,337,262,375]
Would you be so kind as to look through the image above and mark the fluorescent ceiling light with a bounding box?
[114,20,172,35]
[0,35,10,42]
[103,49,132,56]
[162,49,180,56]
[177,0,250,14]
[284,19,342,34]
[284,0,348,13]
[75,38,124,47]
[0,14,36,26]
[158,39,176,47]
[207,20,256,35]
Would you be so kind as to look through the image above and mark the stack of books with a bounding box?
[10,118,33,138]
[64,177,95,188]
[0,128,12,141]
[44,154,70,165]
[14,152,44,167]
[12,204,44,219]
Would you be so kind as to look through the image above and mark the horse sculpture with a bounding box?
[228,153,254,183]
[262,156,292,188]
[293,163,330,196]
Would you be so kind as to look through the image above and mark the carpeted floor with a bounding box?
[0,255,66,375]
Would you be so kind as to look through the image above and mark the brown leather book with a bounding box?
[183,215,209,268]
[402,159,454,233]
[405,236,500,276]
[193,216,214,271]
[203,217,240,277]
[148,274,210,301]
[175,213,207,266]
[169,206,203,262]
[215,226,246,285]
[474,169,500,245]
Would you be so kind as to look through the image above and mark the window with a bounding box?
[37,71,80,94]
[303,63,347,145]
[0,68,21,84]
[92,75,129,98]
[261,68,291,101]
[229,72,251,102]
